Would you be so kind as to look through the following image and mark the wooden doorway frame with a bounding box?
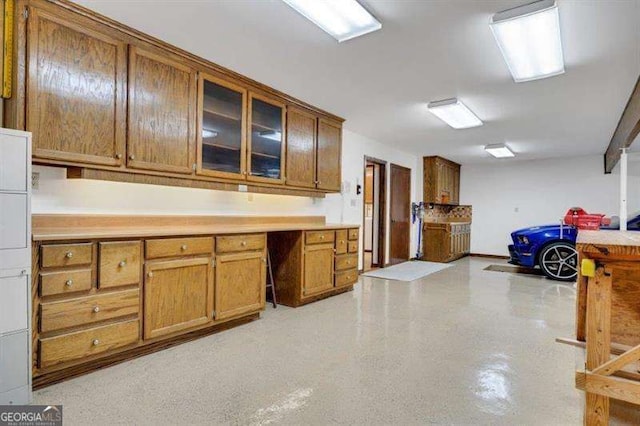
[362,156,387,270]
[389,163,411,265]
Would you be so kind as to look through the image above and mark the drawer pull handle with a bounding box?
[115,153,122,159]
[341,240,345,244]
[262,258,266,263]
[93,306,100,313]
[241,241,247,246]
[65,279,73,287]
[119,260,126,267]
[128,154,135,160]
[148,272,154,278]
[65,251,73,259]
[346,260,351,265]
[181,244,187,251]
[93,339,100,346]
[320,235,325,240]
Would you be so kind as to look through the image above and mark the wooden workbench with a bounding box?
[575,230,640,424]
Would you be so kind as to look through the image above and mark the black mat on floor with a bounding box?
[484,264,544,276]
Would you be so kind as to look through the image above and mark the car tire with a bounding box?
[538,242,578,282]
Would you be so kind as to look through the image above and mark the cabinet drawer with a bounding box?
[348,241,358,253]
[39,320,139,368]
[348,228,359,241]
[305,230,335,245]
[146,237,213,259]
[40,269,92,297]
[40,289,139,333]
[216,234,265,253]
[41,243,93,268]
[335,230,347,255]
[99,241,141,288]
[335,269,358,287]
[335,254,358,271]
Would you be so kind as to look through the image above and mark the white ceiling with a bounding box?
[76,0,640,164]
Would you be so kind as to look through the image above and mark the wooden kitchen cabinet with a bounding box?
[26,5,127,166]
[423,222,470,262]
[143,257,213,340]
[423,156,461,205]
[127,45,196,174]
[196,73,247,180]
[303,244,335,298]
[285,107,317,189]
[248,93,286,184]
[214,251,266,320]
[316,118,342,192]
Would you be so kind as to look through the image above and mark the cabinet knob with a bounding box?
[262,258,267,263]
[341,240,345,244]
[314,180,319,184]
[181,244,188,251]
[119,260,126,267]
[241,241,247,246]
[93,306,100,313]
[128,154,135,160]
[115,153,122,159]
[320,235,325,240]
[92,339,100,346]
[65,251,73,259]
[65,279,73,287]
[148,271,154,278]
[346,260,351,265]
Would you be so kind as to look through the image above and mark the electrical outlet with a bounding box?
[238,184,248,192]
[514,207,519,213]
[32,172,40,190]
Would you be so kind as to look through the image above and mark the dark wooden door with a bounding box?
[390,164,411,265]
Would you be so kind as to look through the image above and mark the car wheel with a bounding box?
[538,242,578,281]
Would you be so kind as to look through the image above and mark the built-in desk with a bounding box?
[31,215,359,388]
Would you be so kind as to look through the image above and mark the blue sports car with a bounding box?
[508,211,640,281]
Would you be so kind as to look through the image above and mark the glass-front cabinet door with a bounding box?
[197,73,247,179]
[247,93,286,184]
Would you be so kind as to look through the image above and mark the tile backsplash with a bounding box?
[424,204,472,222]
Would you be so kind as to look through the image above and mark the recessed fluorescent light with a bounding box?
[490,0,564,83]
[281,0,381,42]
[427,98,483,129]
[485,143,515,158]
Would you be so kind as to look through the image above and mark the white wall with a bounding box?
[460,154,640,256]
[32,129,421,269]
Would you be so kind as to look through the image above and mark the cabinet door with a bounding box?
[285,107,317,189]
[143,257,213,339]
[247,93,286,184]
[128,46,196,174]
[302,244,334,297]
[26,6,126,166]
[214,251,266,320]
[316,118,342,192]
[196,73,247,180]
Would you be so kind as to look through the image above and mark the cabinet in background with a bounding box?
[423,156,461,205]
[247,93,286,184]
[26,5,127,166]
[127,45,196,174]
[285,107,317,189]
[316,119,342,192]
[143,257,213,339]
[214,251,266,320]
[422,222,470,263]
[303,244,335,298]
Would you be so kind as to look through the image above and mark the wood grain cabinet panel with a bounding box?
[316,119,342,192]
[305,230,335,245]
[335,269,358,288]
[214,251,266,320]
[215,234,265,254]
[348,241,358,253]
[40,269,92,297]
[41,243,92,268]
[128,46,196,174]
[39,320,139,369]
[99,241,141,288]
[143,257,213,339]
[247,93,286,184]
[286,107,317,189]
[40,289,139,333]
[303,244,334,297]
[26,6,127,166]
[335,254,358,271]
[423,156,461,205]
[145,237,213,259]
[335,230,347,255]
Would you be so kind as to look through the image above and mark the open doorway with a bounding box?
[363,157,386,272]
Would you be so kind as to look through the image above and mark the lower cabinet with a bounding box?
[215,251,266,320]
[302,244,334,298]
[144,257,213,340]
[423,222,470,262]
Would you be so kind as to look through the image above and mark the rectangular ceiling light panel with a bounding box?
[282,0,381,42]
[490,0,564,82]
[485,143,515,158]
[427,98,483,129]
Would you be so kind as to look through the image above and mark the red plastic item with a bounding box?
[563,207,611,230]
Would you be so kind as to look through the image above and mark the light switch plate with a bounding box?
[31,172,39,190]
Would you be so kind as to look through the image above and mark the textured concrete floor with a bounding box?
[34,257,582,425]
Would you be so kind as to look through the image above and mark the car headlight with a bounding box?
[517,235,529,245]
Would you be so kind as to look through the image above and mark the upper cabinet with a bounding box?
[423,156,461,205]
[196,73,247,180]
[26,5,127,166]
[316,118,342,192]
[285,107,317,189]
[248,93,286,184]
[11,1,344,196]
[127,46,196,174]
